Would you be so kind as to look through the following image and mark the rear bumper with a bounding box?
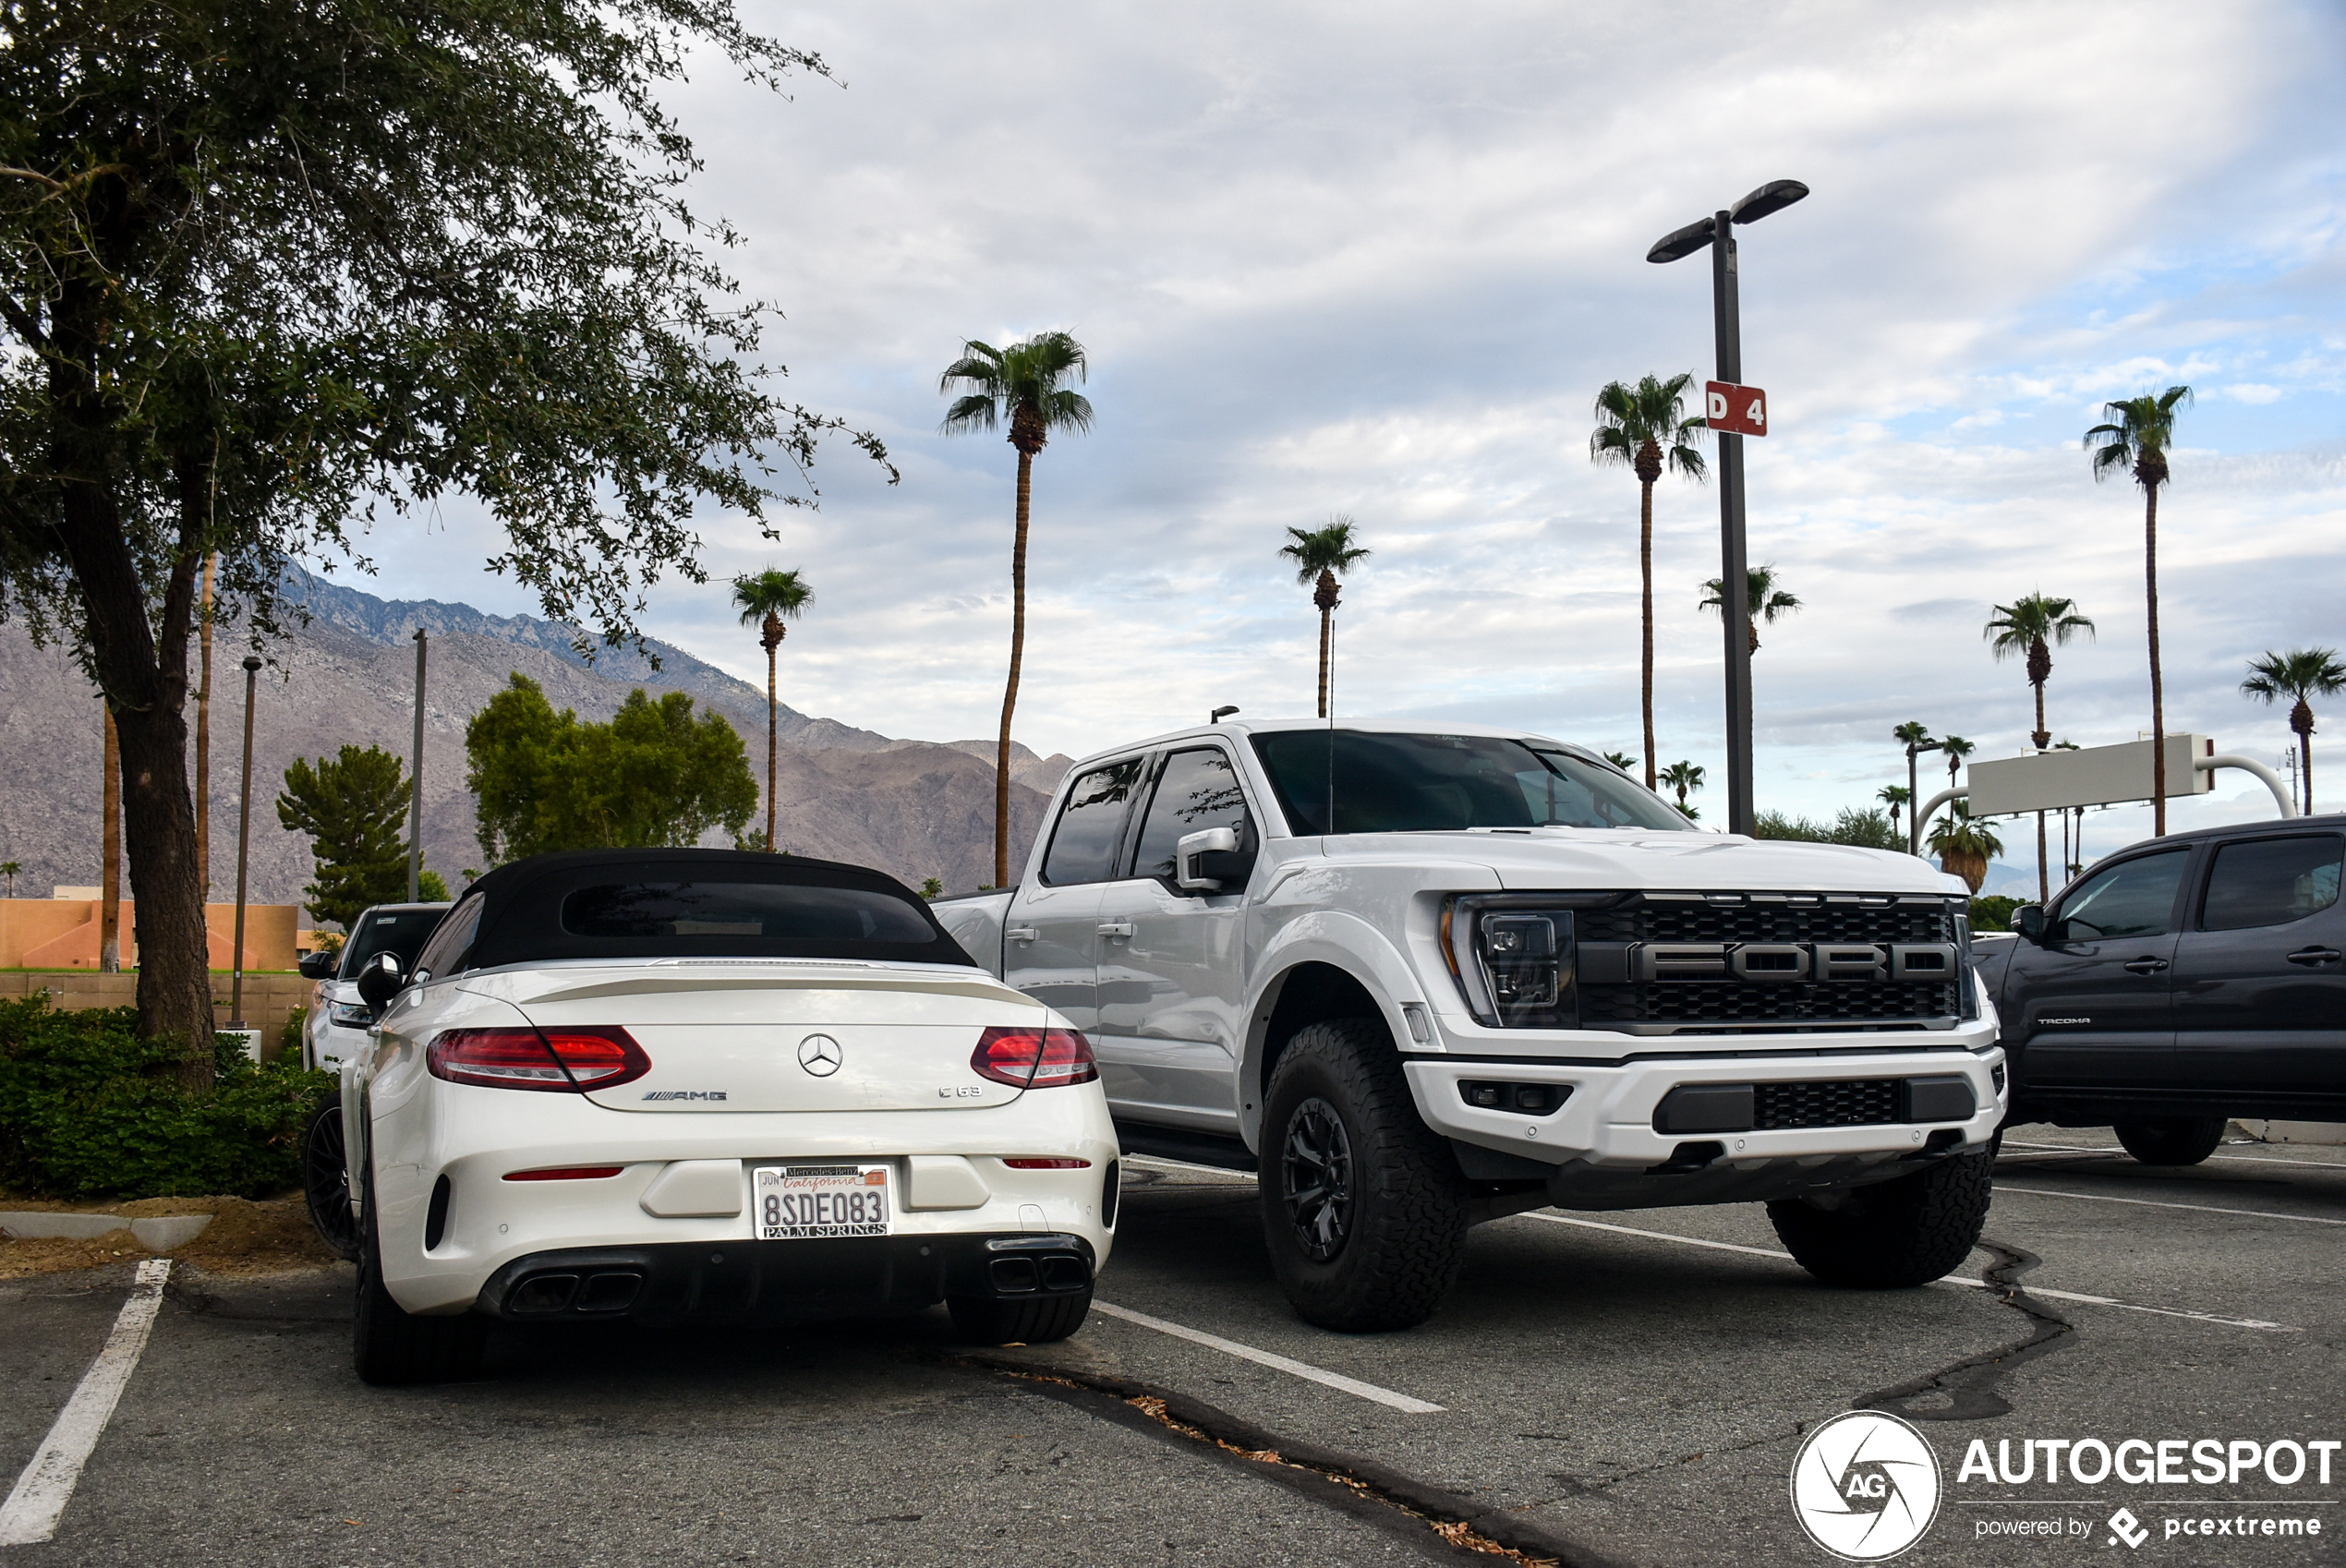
[474,1232,1095,1323]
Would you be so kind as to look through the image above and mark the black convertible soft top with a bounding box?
[416,848,974,975]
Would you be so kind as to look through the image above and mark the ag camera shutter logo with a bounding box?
[1790,1411,1942,1561]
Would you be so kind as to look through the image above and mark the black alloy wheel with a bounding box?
[303,1102,361,1262]
[1281,1097,1355,1263]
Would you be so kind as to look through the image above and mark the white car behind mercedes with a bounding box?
[327,849,1118,1385]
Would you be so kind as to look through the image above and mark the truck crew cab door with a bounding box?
[1001,756,1146,1033]
[2006,846,2193,1105]
[2171,829,2346,1105]
[1090,745,1257,1132]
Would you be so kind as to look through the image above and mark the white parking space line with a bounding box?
[1512,1212,2293,1333]
[2004,1140,2346,1172]
[1090,1302,1445,1414]
[0,1259,174,1546]
[1994,1184,2346,1227]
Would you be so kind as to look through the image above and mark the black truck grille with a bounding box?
[1577,891,1965,1034]
[1753,1079,1901,1129]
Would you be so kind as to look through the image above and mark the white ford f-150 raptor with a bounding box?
[934,719,2007,1332]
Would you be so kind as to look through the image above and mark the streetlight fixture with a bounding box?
[408,628,428,901]
[1648,178,1808,838]
[228,654,262,1032]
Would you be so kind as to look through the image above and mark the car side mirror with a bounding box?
[2014,904,2046,944]
[355,952,406,1013]
[298,950,339,981]
[1176,826,1249,891]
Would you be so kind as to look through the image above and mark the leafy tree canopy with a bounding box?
[275,744,441,930]
[466,674,756,863]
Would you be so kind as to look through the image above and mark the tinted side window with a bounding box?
[1041,760,1143,886]
[412,895,483,980]
[2200,835,2344,932]
[2054,850,2189,940]
[1131,749,1252,881]
[337,909,445,979]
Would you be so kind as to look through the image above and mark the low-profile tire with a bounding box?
[302,1103,361,1263]
[354,1159,487,1386]
[2113,1116,2228,1167]
[948,1286,1092,1345]
[1258,1018,1469,1333]
[1767,1151,1993,1289]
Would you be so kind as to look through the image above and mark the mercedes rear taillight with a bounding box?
[971,1026,1098,1089]
[427,1027,650,1092]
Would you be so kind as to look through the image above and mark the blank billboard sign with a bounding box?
[1967,734,2214,815]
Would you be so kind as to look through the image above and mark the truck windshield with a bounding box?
[1250,730,1692,836]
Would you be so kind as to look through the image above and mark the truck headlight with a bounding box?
[1442,896,1579,1029]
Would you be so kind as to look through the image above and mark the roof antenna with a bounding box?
[1210,705,1240,724]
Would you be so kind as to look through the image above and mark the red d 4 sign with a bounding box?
[1706,380,1768,437]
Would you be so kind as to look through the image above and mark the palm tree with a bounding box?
[1,861,18,898]
[1941,735,1974,794]
[731,568,815,855]
[2242,647,2346,814]
[1878,784,1910,839]
[1893,720,1937,854]
[1276,516,1371,718]
[1699,563,1801,653]
[1591,374,1707,788]
[1984,593,2096,900]
[1602,750,1639,772]
[1660,759,1706,819]
[2086,385,2192,834]
[940,332,1096,887]
[1927,802,2005,894]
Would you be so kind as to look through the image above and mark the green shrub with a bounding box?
[1754,807,1903,850]
[0,997,333,1200]
[1970,895,2022,933]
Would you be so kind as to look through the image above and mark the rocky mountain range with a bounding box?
[1,576,1072,912]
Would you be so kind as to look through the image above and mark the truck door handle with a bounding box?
[2286,947,2341,967]
[1006,926,1039,943]
[2122,957,2170,975]
[1096,922,1135,938]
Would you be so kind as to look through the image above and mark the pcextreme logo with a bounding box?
[1791,1411,1944,1562]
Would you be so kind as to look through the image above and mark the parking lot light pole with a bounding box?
[229,654,261,1031]
[1647,178,1808,838]
[408,628,427,903]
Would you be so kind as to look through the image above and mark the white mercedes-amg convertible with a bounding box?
[324,849,1118,1385]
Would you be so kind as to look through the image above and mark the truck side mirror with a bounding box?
[355,952,406,1013]
[2014,904,2046,944]
[1176,827,1244,891]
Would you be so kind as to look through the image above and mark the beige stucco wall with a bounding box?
[0,899,300,971]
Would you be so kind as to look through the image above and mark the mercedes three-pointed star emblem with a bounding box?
[797,1034,843,1077]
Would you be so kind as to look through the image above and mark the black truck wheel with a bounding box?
[2113,1116,2228,1167]
[302,1102,361,1262]
[1768,1150,1993,1289]
[1258,1018,1469,1333]
[354,1157,487,1387]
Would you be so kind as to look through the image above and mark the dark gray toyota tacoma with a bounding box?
[1976,814,2345,1165]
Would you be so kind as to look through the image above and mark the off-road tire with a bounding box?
[1259,1018,1469,1333]
[948,1286,1092,1345]
[302,1103,361,1262]
[354,1158,487,1386]
[1767,1150,1993,1289]
[2113,1116,2228,1167]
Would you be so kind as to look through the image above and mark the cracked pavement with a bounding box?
[2,1124,2340,1566]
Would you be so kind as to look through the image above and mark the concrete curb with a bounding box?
[2231,1119,2346,1147]
[0,1212,214,1249]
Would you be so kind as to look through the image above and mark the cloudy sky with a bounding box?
[352,0,2346,856]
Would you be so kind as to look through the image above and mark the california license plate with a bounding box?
[751,1164,894,1239]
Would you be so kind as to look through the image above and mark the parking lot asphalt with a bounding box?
[4,1125,2341,1567]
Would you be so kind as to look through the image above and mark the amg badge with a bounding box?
[641,1091,729,1101]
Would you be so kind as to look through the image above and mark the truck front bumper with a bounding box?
[1402,1033,2006,1212]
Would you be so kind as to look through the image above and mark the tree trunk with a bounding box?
[1317,603,1331,719]
[2297,706,2315,815]
[48,333,213,1075]
[101,706,121,971]
[2036,810,2048,904]
[2030,673,2050,754]
[196,552,213,897]
[1639,476,1656,789]
[765,637,779,852]
[2145,482,2166,835]
[1940,850,1987,895]
[1906,751,1920,856]
[996,447,1034,889]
